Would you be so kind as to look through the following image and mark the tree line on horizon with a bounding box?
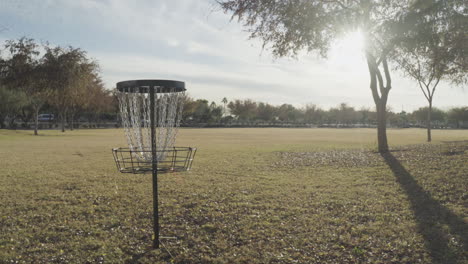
[2,78,468,130]
[182,98,468,129]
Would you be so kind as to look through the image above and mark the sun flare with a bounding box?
[338,30,366,52]
[329,30,367,66]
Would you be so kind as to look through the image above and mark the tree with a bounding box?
[209,102,223,123]
[388,111,410,128]
[1,38,48,135]
[192,100,211,123]
[228,99,257,121]
[277,104,302,122]
[394,1,467,141]
[412,107,446,128]
[219,0,462,152]
[357,107,375,126]
[447,107,468,128]
[304,104,325,125]
[335,103,357,126]
[0,85,28,128]
[181,99,223,124]
[221,97,228,116]
[257,102,276,122]
[68,61,100,130]
[75,72,108,127]
[42,46,94,132]
[181,96,198,123]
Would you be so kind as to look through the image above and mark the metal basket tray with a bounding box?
[112,147,197,174]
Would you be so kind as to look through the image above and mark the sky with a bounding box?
[0,0,466,111]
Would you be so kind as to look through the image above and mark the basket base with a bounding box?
[112,147,197,174]
[117,165,192,174]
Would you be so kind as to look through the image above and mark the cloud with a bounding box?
[1,0,466,110]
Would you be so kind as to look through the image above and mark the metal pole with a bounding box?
[150,86,159,249]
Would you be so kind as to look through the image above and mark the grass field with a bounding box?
[0,128,467,263]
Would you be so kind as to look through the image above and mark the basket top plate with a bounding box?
[116,79,185,93]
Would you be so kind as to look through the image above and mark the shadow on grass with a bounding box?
[381,152,467,264]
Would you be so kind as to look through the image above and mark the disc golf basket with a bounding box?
[112,79,197,249]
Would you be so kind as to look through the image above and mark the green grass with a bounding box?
[0,128,467,263]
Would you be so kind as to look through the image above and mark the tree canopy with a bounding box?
[219,0,467,152]
[0,38,110,133]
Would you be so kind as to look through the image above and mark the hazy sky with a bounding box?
[1,0,466,111]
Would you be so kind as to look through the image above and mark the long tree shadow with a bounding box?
[381,152,467,264]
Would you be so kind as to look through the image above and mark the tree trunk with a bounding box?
[70,113,74,131]
[20,109,30,128]
[9,116,17,129]
[0,116,5,129]
[376,102,389,152]
[34,107,39,136]
[60,112,66,132]
[366,53,390,153]
[427,101,432,142]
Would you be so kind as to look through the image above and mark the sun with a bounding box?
[329,30,367,66]
[338,30,366,52]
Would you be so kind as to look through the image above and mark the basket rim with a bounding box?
[116,79,185,93]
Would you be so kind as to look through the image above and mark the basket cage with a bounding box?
[116,85,185,163]
[113,80,196,175]
[113,147,197,174]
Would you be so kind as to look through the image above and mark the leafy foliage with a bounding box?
[0,38,109,132]
[228,99,258,121]
[0,38,48,134]
[183,97,224,124]
[412,106,446,123]
[394,0,467,86]
[447,107,468,128]
[0,85,28,128]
